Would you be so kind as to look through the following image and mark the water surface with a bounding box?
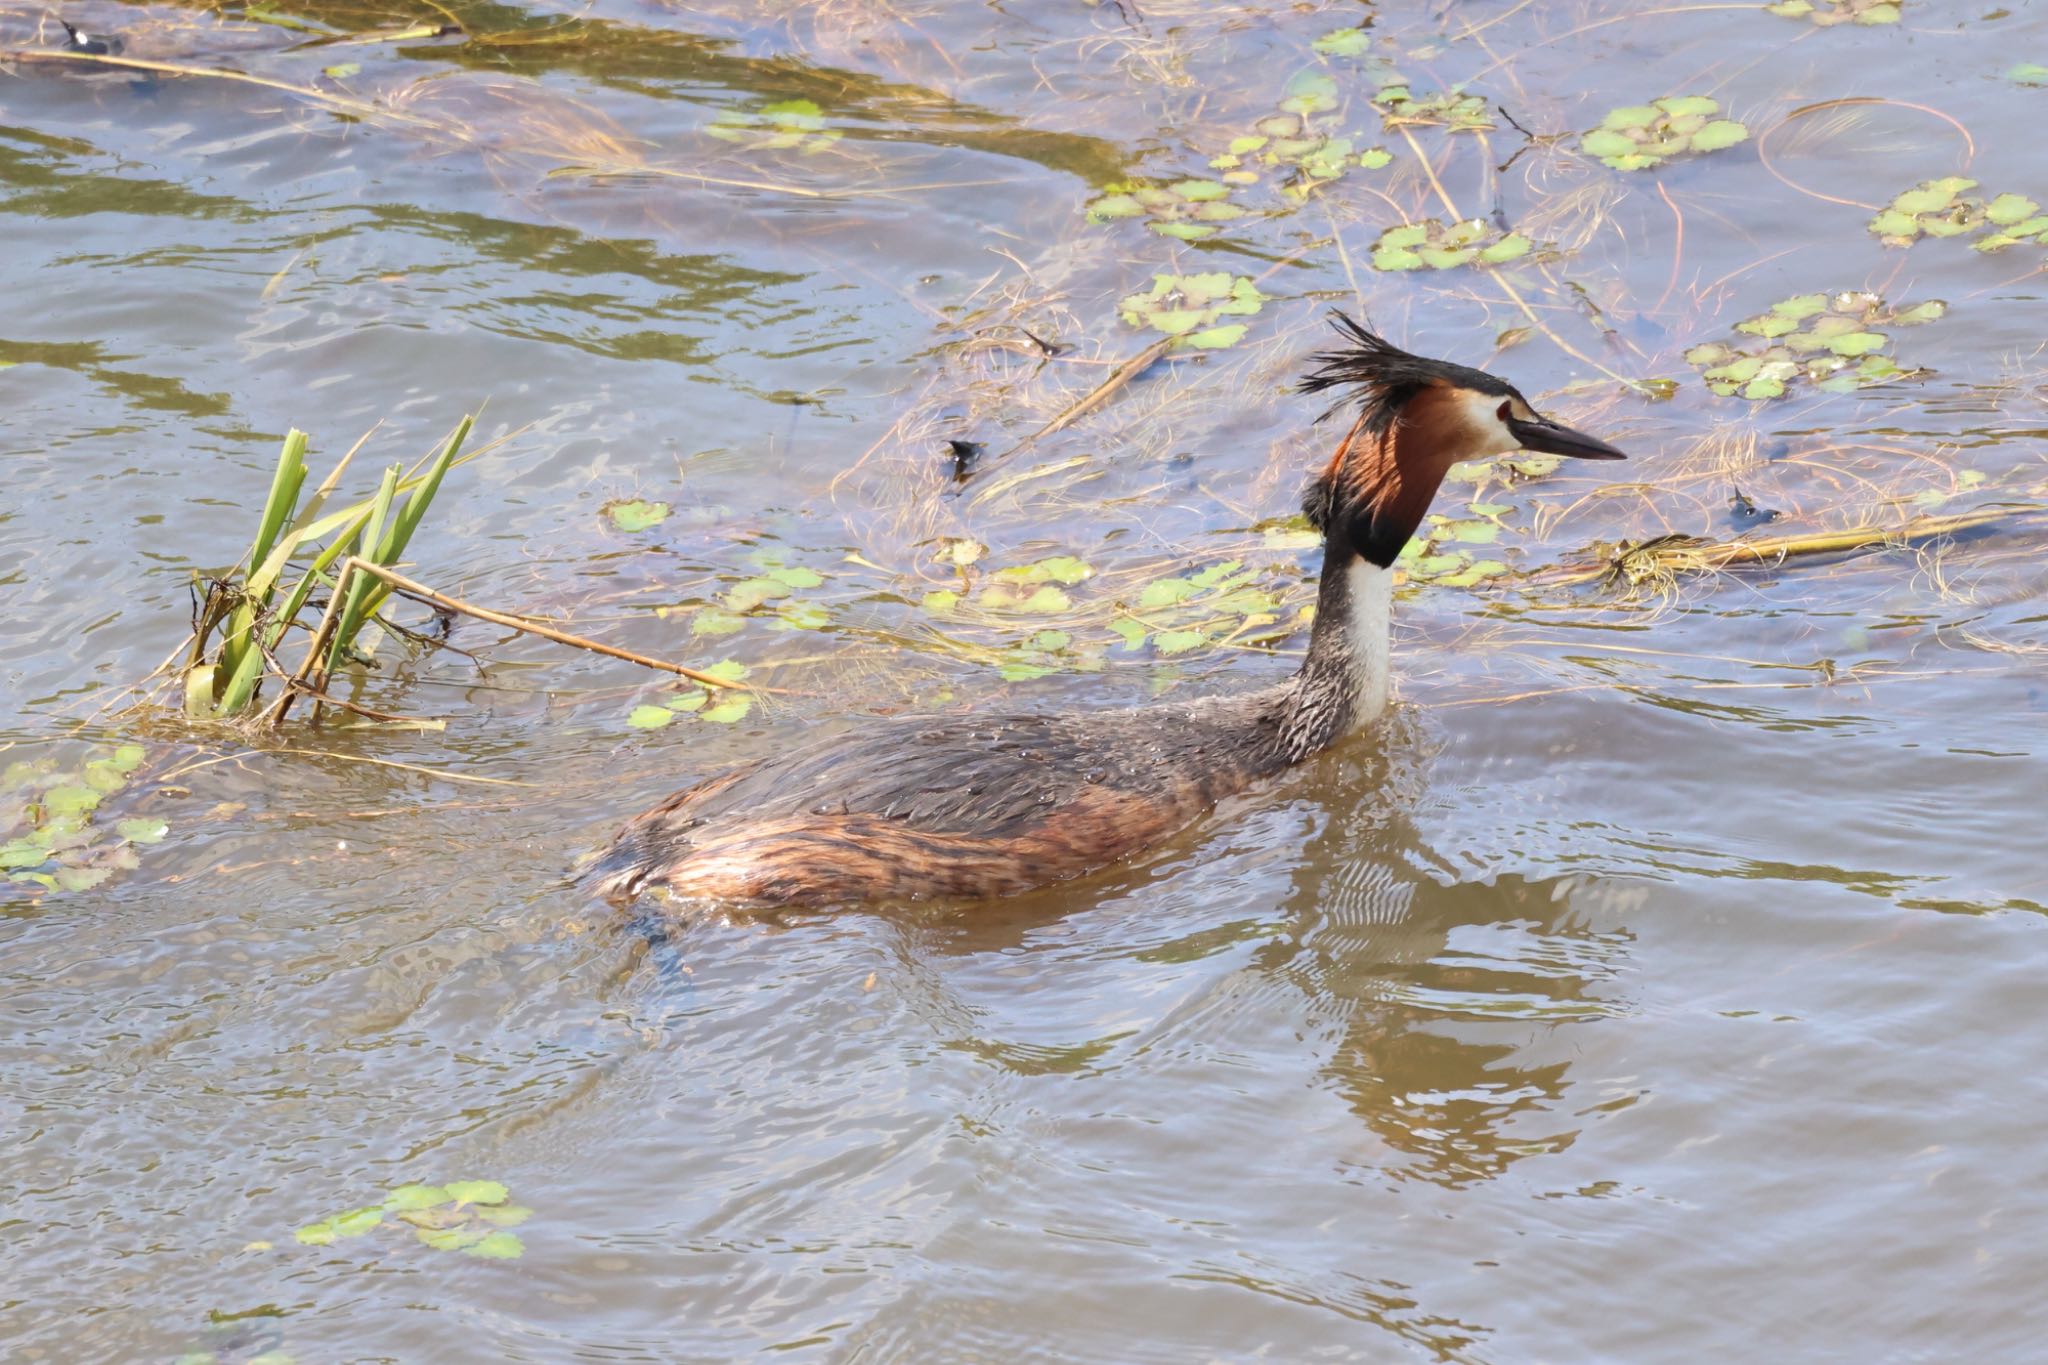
[3,0,2047,1359]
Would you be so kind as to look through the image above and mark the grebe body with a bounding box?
[590,317,1624,907]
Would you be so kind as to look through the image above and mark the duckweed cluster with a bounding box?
[1579,96,1749,172]
[706,98,840,155]
[1683,292,1943,399]
[1766,0,1902,24]
[1371,219,1536,272]
[2,745,161,895]
[295,1180,531,1260]
[1116,272,1267,349]
[1868,179,2048,252]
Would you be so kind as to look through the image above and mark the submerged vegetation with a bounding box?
[1,743,161,895]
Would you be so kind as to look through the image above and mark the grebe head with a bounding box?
[1297,313,1627,567]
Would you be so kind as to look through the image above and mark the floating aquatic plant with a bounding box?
[603,498,670,532]
[1580,97,1748,171]
[2,744,161,896]
[628,659,751,728]
[295,1180,531,1260]
[1372,84,1494,133]
[705,98,840,155]
[2009,63,2048,87]
[1867,177,1987,244]
[677,553,833,638]
[1086,177,1249,241]
[1279,70,1341,117]
[1973,194,2048,251]
[992,628,1098,683]
[1447,452,1563,485]
[1117,272,1266,349]
[1210,115,1392,201]
[977,555,1094,616]
[1766,0,1901,24]
[1370,219,1536,272]
[1867,179,2048,251]
[1311,26,1369,59]
[1112,559,1287,657]
[1396,500,1518,588]
[1683,291,1942,399]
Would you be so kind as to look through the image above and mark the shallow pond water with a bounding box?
[4,0,2048,1359]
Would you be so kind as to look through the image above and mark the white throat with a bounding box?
[1343,557,1394,727]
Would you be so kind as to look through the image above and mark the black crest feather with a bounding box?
[1296,311,1511,436]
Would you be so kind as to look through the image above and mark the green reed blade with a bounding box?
[324,463,400,674]
[360,415,471,624]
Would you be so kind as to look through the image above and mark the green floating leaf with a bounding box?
[1311,26,1369,57]
[1280,71,1340,116]
[693,609,745,637]
[2008,63,2048,87]
[1139,577,1202,609]
[417,1226,485,1251]
[1584,97,1745,169]
[1603,105,1660,130]
[1153,629,1208,656]
[1372,219,1540,272]
[604,500,671,533]
[1181,324,1246,349]
[1108,618,1148,651]
[1985,193,2041,227]
[921,589,959,613]
[1826,331,1888,357]
[295,1206,384,1246]
[667,690,707,712]
[323,61,360,78]
[116,818,169,844]
[41,785,100,819]
[384,1184,449,1212]
[0,841,48,870]
[627,705,674,730]
[701,696,754,724]
[1890,300,1947,325]
[465,1231,525,1259]
[1772,293,1829,320]
[444,1180,509,1207]
[477,1203,534,1227]
[110,744,145,773]
[1691,120,1749,151]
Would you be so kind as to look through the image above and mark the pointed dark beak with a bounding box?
[1505,415,1627,461]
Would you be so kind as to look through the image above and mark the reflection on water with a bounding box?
[5,0,2048,1357]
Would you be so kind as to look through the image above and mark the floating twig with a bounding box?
[966,334,1176,498]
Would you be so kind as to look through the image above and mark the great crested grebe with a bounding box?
[589,315,1626,907]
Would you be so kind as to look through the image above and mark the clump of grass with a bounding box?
[184,418,472,723]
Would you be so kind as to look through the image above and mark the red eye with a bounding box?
[1496,400,1513,422]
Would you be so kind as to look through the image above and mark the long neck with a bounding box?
[1276,539,1393,761]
